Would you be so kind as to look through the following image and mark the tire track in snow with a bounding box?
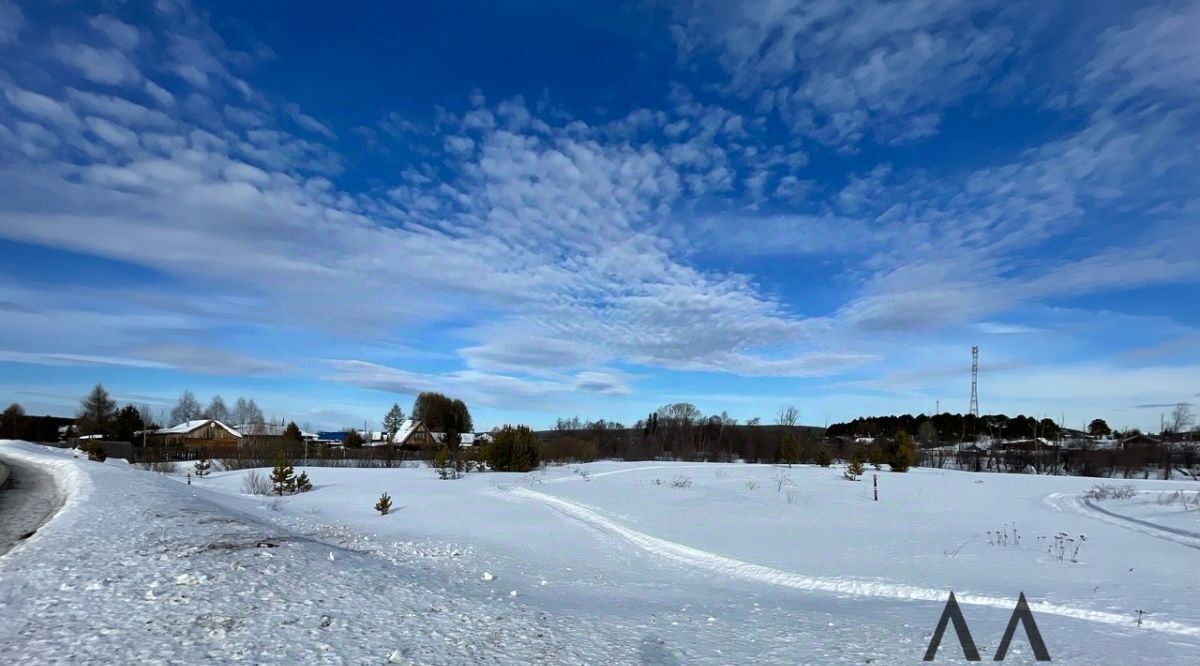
[513,486,1200,638]
[1045,491,1200,551]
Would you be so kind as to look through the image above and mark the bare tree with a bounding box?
[776,404,800,427]
[1168,403,1195,434]
[204,395,230,422]
[170,390,202,425]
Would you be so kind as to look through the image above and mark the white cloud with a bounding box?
[671,0,1019,145]
[54,44,142,86]
[0,0,23,45]
[143,80,175,107]
[4,88,81,127]
[90,15,140,51]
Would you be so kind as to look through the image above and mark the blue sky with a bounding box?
[0,0,1196,432]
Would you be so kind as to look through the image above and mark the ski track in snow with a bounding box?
[513,483,1200,638]
[1045,491,1200,551]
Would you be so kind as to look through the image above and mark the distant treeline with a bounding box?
[0,404,73,442]
[826,412,1119,442]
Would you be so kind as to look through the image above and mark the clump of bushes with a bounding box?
[541,435,597,463]
[487,425,540,472]
[670,475,692,488]
[1084,484,1137,501]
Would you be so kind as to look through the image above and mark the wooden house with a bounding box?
[147,419,242,452]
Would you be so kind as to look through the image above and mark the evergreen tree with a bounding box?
[845,449,865,480]
[815,445,833,467]
[488,425,540,472]
[113,404,145,443]
[283,421,303,443]
[343,429,365,448]
[295,471,312,492]
[383,403,405,442]
[889,431,917,473]
[433,445,457,480]
[77,384,117,437]
[270,452,295,495]
[375,491,392,515]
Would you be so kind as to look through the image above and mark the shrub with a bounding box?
[488,425,540,472]
[241,469,272,496]
[139,461,177,474]
[295,471,312,492]
[194,456,212,477]
[375,491,392,516]
[889,431,917,473]
[815,446,832,467]
[1084,484,1137,501]
[83,442,107,462]
[670,475,692,488]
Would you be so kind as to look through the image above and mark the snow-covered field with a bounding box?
[2,440,1198,664]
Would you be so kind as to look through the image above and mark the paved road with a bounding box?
[0,455,64,557]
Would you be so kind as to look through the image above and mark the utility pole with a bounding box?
[969,346,979,419]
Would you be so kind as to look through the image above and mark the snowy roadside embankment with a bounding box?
[0,442,623,665]
[0,445,75,557]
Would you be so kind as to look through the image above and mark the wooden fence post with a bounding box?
[873,473,878,501]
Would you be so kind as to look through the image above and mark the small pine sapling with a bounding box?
[815,446,833,468]
[375,491,392,516]
[844,449,865,480]
[294,471,312,492]
[270,452,296,495]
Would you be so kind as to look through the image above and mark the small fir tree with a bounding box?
[295,471,312,492]
[845,449,865,480]
[375,491,392,516]
[815,445,833,467]
[433,445,458,480]
[271,452,296,495]
[889,431,917,473]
